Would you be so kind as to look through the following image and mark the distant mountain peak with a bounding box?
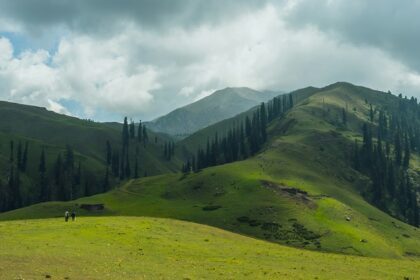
[146,87,280,138]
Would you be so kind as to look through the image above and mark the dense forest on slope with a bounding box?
[0,102,179,212]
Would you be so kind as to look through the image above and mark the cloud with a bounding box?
[0,0,271,36]
[285,0,420,72]
[0,1,419,122]
[0,36,65,112]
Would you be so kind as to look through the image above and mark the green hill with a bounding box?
[177,86,319,155]
[0,217,418,280]
[146,87,279,138]
[3,82,420,260]
[0,101,180,211]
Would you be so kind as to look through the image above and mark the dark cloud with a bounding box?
[1,0,420,122]
[0,0,270,35]
[286,0,420,72]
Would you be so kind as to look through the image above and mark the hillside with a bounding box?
[0,101,180,212]
[177,86,319,156]
[3,82,420,259]
[0,217,419,279]
[146,87,278,138]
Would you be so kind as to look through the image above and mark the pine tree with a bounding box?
[386,162,396,196]
[353,139,360,170]
[142,126,148,147]
[129,119,135,139]
[403,135,410,168]
[106,140,112,166]
[39,148,49,202]
[245,116,251,138]
[260,103,267,142]
[21,142,28,172]
[369,104,374,122]
[17,141,22,171]
[122,117,129,148]
[394,132,402,166]
[137,121,143,142]
[54,154,65,201]
[9,141,14,163]
[289,94,294,108]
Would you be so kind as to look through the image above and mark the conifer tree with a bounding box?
[17,141,22,171]
[129,119,135,139]
[394,133,402,166]
[106,140,112,166]
[369,104,374,122]
[9,141,14,163]
[39,148,49,202]
[142,126,148,147]
[403,135,410,168]
[137,121,143,142]
[122,117,129,148]
[21,142,28,172]
[260,103,267,142]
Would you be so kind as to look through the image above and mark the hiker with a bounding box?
[65,211,69,222]
[71,210,76,221]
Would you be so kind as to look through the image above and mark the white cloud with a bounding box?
[52,35,160,117]
[1,3,420,121]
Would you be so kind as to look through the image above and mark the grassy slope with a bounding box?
[177,86,320,156]
[0,101,180,201]
[2,83,420,276]
[0,217,419,280]
[3,83,420,259]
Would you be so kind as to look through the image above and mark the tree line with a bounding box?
[0,141,101,212]
[182,94,294,173]
[353,94,420,227]
[0,117,156,213]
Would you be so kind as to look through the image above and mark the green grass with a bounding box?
[3,83,420,260]
[2,82,420,278]
[3,158,420,259]
[0,216,419,280]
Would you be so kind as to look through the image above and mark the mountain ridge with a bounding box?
[146,87,279,138]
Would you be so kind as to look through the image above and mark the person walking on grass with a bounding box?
[65,210,70,222]
[71,210,76,221]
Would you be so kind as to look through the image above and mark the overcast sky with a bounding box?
[1,0,420,121]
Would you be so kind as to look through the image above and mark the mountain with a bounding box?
[4,82,420,259]
[146,87,279,138]
[177,86,319,156]
[0,101,180,212]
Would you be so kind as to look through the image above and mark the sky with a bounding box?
[1,0,420,122]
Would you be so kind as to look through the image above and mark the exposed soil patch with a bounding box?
[261,180,317,208]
